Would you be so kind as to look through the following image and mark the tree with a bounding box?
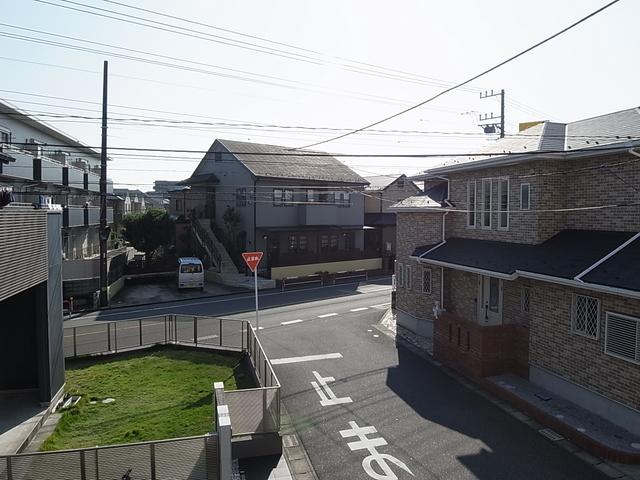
[121,208,174,260]
[222,207,242,248]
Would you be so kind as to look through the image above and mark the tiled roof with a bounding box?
[364,174,404,190]
[389,181,448,211]
[217,139,368,185]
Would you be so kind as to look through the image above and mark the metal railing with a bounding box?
[63,316,281,437]
[192,217,223,272]
[0,434,219,480]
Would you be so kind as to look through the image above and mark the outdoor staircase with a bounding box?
[191,218,275,290]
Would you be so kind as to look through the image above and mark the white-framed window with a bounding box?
[273,188,283,206]
[498,178,509,230]
[466,181,476,228]
[572,294,600,339]
[0,128,10,144]
[283,189,294,206]
[406,265,412,290]
[235,188,247,207]
[520,183,531,210]
[307,189,315,202]
[481,179,492,229]
[396,263,404,287]
[521,287,530,313]
[605,312,639,364]
[422,268,432,294]
[336,191,350,207]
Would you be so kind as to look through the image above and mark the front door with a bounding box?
[477,275,503,325]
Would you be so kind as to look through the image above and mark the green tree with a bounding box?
[121,208,174,260]
[222,207,241,247]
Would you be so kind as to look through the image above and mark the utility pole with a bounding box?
[479,89,505,138]
[99,60,109,308]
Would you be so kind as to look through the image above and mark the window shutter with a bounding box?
[605,313,639,363]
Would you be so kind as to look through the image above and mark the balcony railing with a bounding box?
[63,206,114,227]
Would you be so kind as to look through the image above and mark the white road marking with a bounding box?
[318,313,338,318]
[271,353,343,365]
[367,329,373,332]
[340,421,414,479]
[369,303,391,309]
[350,307,368,312]
[311,371,352,406]
[373,334,379,338]
[281,319,303,325]
[258,326,264,330]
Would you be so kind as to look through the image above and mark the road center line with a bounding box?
[281,319,303,325]
[369,303,391,309]
[271,353,343,365]
[350,307,368,312]
[318,313,338,318]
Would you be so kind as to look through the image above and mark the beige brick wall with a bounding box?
[395,212,443,318]
[446,152,640,244]
[527,280,640,412]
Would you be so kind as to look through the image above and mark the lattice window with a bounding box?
[605,313,639,364]
[572,294,600,339]
[521,287,530,313]
[422,268,432,294]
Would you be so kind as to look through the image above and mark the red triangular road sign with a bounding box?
[242,251,264,272]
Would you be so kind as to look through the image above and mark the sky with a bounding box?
[2,0,639,190]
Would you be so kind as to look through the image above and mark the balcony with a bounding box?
[35,157,64,185]
[0,146,34,181]
[297,204,338,226]
[64,165,85,190]
[86,171,100,193]
[63,206,114,227]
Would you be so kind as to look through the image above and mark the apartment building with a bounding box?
[179,139,378,279]
[0,99,120,307]
[391,107,640,436]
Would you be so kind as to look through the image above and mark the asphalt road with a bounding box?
[69,278,608,479]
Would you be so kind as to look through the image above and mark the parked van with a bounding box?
[177,257,204,290]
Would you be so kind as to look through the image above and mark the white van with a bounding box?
[177,257,204,290]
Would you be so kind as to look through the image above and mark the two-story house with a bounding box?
[391,107,640,439]
[180,139,378,279]
[364,174,421,271]
[0,99,122,308]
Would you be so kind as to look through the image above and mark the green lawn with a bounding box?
[41,347,253,451]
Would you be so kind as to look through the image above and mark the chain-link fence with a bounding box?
[0,434,219,480]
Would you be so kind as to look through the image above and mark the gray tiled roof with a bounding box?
[364,174,403,190]
[415,106,640,175]
[217,139,368,185]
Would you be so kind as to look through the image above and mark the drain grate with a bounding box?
[539,428,564,442]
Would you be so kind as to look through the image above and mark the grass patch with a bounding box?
[41,346,253,451]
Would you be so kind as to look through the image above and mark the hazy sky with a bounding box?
[2,0,638,189]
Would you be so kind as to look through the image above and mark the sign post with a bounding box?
[241,252,264,336]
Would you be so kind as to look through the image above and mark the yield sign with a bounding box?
[241,251,264,272]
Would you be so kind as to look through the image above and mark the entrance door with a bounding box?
[477,275,503,325]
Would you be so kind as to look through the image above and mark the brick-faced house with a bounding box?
[390,107,640,437]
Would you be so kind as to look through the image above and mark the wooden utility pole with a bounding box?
[99,60,109,308]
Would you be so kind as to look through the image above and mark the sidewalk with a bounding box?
[378,308,640,479]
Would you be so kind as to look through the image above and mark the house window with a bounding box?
[336,191,350,207]
[318,191,334,203]
[520,183,530,210]
[0,129,9,144]
[406,265,412,290]
[605,312,639,364]
[344,232,354,251]
[329,234,338,250]
[521,287,530,313]
[572,294,600,339]
[175,199,182,211]
[422,268,432,294]
[481,179,492,229]
[396,263,404,287]
[498,178,509,230]
[320,234,329,251]
[283,189,294,206]
[235,188,247,207]
[466,181,476,228]
[288,235,297,252]
[298,235,308,252]
[307,189,315,202]
[273,188,283,206]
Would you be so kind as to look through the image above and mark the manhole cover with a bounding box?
[539,428,564,442]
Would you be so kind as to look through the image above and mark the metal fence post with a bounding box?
[262,387,267,432]
[107,323,111,351]
[219,318,223,347]
[194,316,198,345]
[80,450,87,480]
[264,360,268,387]
[6,456,12,480]
[150,443,157,480]
[174,314,178,343]
[215,382,232,480]
[114,322,118,353]
[73,327,77,357]
[164,315,167,344]
[139,318,143,346]
[95,448,100,480]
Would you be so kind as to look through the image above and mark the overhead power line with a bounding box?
[295,0,622,149]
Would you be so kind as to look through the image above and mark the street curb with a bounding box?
[376,312,636,479]
[66,274,392,320]
[279,402,319,480]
